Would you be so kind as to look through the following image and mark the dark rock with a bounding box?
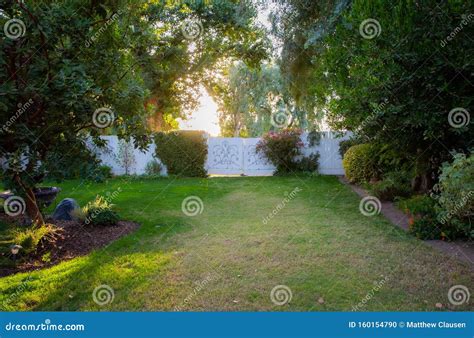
[52,198,80,221]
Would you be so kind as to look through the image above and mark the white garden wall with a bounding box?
[93,132,349,176]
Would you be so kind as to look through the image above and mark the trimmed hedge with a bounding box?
[342,144,378,183]
[154,130,208,177]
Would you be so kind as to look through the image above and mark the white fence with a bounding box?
[93,132,349,176]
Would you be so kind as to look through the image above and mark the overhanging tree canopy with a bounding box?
[0,0,267,225]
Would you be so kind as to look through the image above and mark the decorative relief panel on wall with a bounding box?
[243,143,272,170]
[210,140,241,169]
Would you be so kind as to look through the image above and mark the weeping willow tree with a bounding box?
[269,0,351,117]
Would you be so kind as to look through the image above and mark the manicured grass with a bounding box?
[0,176,472,311]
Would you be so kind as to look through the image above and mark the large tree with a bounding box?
[0,0,266,225]
[271,0,473,189]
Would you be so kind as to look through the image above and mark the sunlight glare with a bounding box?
[178,87,221,136]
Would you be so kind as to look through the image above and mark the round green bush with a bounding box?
[342,144,378,183]
[433,153,473,239]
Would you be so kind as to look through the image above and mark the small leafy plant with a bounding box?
[83,196,120,226]
[370,171,412,201]
[144,159,162,177]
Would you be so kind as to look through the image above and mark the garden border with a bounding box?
[339,177,474,268]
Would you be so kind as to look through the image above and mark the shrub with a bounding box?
[342,144,378,183]
[297,153,320,174]
[83,196,120,226]
[398,195,437,218]
[370,171,412,201]
[154,131,207,177]
[398,194,469,240]
[0,223,59,260]
[432,153,473,239]
[398,195,440,239]
[12,224,58,254]
[97,165,113,179]
[409,216,441,240]
[256,129,304,174]
[338,137,362,158]
[144,159,162,176]
[44,143,105,182]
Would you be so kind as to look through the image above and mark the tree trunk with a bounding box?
[14,175,45,226]
[24,187,45,226]
[411,172,434,194]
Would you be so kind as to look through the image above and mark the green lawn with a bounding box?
[0,176,472,311]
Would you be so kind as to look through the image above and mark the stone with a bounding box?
[52,198,80,221]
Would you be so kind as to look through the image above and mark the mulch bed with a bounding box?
[0,216,140,277]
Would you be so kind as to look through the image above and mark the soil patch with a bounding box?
[0,217,140,277]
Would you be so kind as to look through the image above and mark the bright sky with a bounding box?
[178,5,272,137]
[177,87,221,136]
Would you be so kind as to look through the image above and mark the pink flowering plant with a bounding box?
[256,129,305,175]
